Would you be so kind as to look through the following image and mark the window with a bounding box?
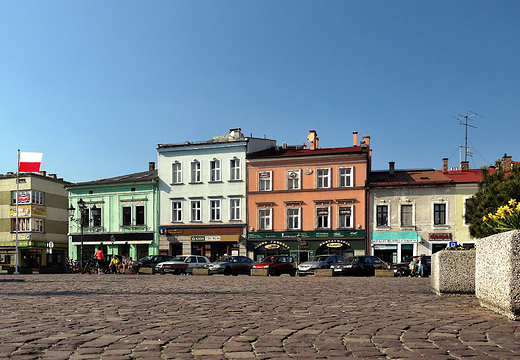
[122,206,132,226]
[11,218,44,233]
[230,198,241,220]
[136,205,145,226]
[316,168,330,188]
[172,201,182,222]
[210,199,221,221]
[339,167,353,187]
[92,206,102,227]
[258,209,272,230]
[191,160,201,183]
[401,204,413,227]
[287,208,301,230]
[172,161,182,184]
[230,158,241,181]
[376,205,388,226]
[210,159,221,182]
[287,169,300,190]
[434,203,446,226]
[11,190,45,205]
[338,206,353,228]
[316,206,331,229]
[191,200,202,222]
[258,171,272,191]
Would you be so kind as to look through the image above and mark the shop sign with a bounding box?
[258,171,271,179]
[372,238,417,244]
[16,240,45,247]
[339,207,351,216]
[249,230,365,240]
[429,233,452,240]
[12,233,31,240]
[190,235,239,242]
[326,242,343,248]
[265,244,280,249]
[254,240,290,250]
[166,228,183,235]
[191,236,221,242]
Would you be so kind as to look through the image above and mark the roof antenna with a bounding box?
[453,111,482,163]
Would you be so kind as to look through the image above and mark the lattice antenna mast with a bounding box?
[453,111,481,162]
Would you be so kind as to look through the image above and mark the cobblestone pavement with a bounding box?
[0,274,519,360]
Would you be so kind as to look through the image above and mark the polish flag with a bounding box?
[19,152,43,173]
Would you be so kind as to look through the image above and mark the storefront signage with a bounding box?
[372,238,417,244]
[429,233,452,240]
[248,230,365,240]
[9,206,47,217]
[191,236,221,242]
[190,235,239,242]
[319,239,351,248]
[326,242,343,248]
[12,233,31,240]
[265,244,280,249]
[16,240,47,248]
[254,240,291,250]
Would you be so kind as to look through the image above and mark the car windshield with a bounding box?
[172,256,188,262]
[138,256,152,262]
[309,255,331,262]
[218,256,234,262]
[260,256,277,263]
[343,257,361,264]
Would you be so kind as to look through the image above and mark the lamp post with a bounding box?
[297,233,302,266]
[110,235,115,258]
[68,199,98,266]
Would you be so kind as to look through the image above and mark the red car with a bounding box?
[253,255,297,276]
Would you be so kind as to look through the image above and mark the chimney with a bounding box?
[149,162,155,171]
[362,135,370,148]
[307,130,319,150]
[49,174,57,179]
[442,158,449,173]
[353,131,358,146]
[229,128,242,139]
[461,161,469,171]
[503,153,512,172]
[389,161,395,175]
[39,171,46,177]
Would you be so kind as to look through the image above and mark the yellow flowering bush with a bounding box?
[482,199,520,233]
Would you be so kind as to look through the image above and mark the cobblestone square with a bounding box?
[0,274,518,359]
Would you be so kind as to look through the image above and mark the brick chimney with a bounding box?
[353,131,358,146]
[442,158,448,173]
[389,161,395,175]
[307,130,319,150]
[362,135,370,148]
[39,171,46,177]
[503,153,512,172]
[149,162,155,171]
[461,161,469,171]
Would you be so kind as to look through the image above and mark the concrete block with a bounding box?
[138,267,154,275]
[192,268,209,276]
[476,230,520,320]
[431,250,475,295]
[251,269,268,276]
[314,269,333,277]
[375,269,394,277]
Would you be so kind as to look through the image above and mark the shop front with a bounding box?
[71,232,154,261]
[429,233,454,253]
[159,225,245,262]
[371,231,418,265]
[248,230,366,264]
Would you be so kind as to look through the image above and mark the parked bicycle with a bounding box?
[63,257,81,273]
[82,256,98,274]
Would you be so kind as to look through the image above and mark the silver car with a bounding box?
[156,255,210,275]
[297,255,344,276]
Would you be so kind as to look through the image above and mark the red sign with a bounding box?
[18,195,30,203]
[429,233,452,240]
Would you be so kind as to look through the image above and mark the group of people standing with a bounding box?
[93,246,136,274]
[409,256,426,277]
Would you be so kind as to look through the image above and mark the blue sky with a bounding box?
[1,1,518,183]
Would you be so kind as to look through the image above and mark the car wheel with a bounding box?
[355,267,363,277]
[269,268,278,276]
[160,269,165,275]
[224,267,232,276]
[290,269,296,277]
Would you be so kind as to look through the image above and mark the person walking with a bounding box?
[95,246,105,274]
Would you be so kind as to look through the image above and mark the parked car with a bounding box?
[207,255,255,275]
[331,255,389,276]
[134,255,174,271]
[253,255,296,276]
[297,255,344,276]
[156,255,211,275]
[392,255,431,277]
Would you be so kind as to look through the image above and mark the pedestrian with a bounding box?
[409,257,418,277]
[95,246,105,274]
[417,256,426,277]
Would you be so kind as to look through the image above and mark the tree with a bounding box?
[466,162,520,238]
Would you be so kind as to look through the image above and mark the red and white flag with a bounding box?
[19,152,43,173]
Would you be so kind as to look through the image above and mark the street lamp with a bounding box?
[297,233,302,266]
[110,234,115,258]
[68,198,94,265]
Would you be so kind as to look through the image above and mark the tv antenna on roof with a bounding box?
[453,111,482,163]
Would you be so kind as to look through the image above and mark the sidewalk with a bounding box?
[0,274,518,359]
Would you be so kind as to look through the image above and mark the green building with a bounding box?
[66,163,158,262]
[0,171,70,269]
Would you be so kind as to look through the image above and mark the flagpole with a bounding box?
[15,149,20,275]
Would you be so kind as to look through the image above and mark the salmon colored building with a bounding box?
[246,131,371,263]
